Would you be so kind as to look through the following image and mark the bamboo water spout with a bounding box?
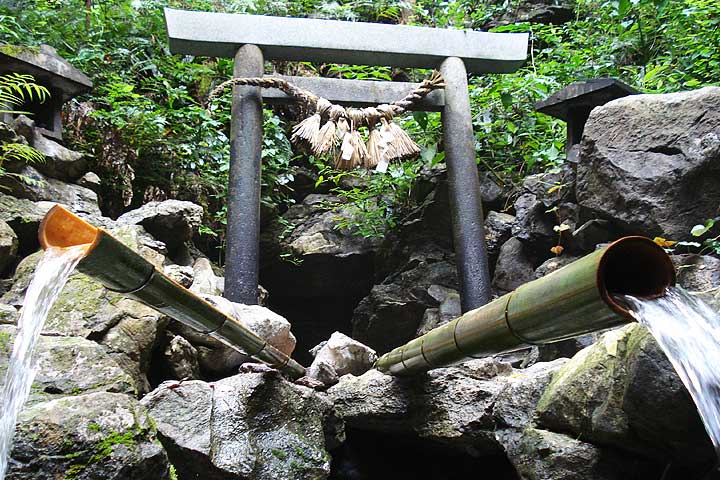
[38,205,305,379]
[375,236,676,375]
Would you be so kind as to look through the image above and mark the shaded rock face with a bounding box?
[8,392,169,480]
[0,219,19,275]
[142,371,338,480]
[0,193,54,255]
[306,332,377,386]
[117,200,203,255]
[536,324,715,468]
[32,130,88,181]
[261,194,381,363]
[577,87,720,239]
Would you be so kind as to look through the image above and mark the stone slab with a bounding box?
[262,75,445,111]
[164,8,528,73]
[535,78,638,121]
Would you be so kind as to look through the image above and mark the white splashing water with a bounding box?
[620,286,720,458]
[0,246,88,480]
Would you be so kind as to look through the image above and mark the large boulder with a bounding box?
[0,326,136,403]
[141,371,338,480]
[536,324,715,468]
[306,332,377,386]
[117,200,203,253]
[492,237,535,294]
[0,194,53,254]
[32,131,88,181]
[577,87,720,239]
[0,165,101,217]
[7,392,169,479]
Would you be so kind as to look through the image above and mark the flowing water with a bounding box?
[620,286,720,458]
[0,246,88,480]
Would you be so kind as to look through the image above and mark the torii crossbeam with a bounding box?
[164,8,529,313]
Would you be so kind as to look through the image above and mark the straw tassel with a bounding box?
[365,128,382,168]
[314,104,345,157]
[291,97,332,151]
[334,117,354,170]
[386,121,421,159]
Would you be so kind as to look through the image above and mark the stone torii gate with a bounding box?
[164,8,528,313]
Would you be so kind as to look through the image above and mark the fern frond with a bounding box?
[0,72,51,112]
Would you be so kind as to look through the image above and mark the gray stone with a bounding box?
[571,218,618,252]
[165,8,528,73]
[117,200,203,251]
[484,210,515,271]
[533,254,581,279]
[10,115,34,141]
[162,264,194,288]
[0,325,137,404]
[672,254,720,293]
[577,87,720,239]
[8,392,169,480]
[189,257,224,296]
[0,303,16,325]
[493,359,568,430]
[202,295,296,356]
[536,324,715,467]
[492,237,535,293]
[498,428,633,480]
[76,171,102,193]
[0,165,101,217]
[163,334,201,380]
[0,219,19,274]
[0,193,53,251]
[142,372,336,480]
[352,259,458,354]
[32,132,88,181]
[307,332,377,385]
[328,358,513,455]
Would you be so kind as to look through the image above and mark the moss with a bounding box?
[271,449,288,461]
[63,427,149,479]
[168,465,178,480]
[0,332,11,351]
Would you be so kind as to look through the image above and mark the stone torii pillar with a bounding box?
[164,8,528,312]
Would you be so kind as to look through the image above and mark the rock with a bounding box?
[672,254,720,292]
[485,0,574,28]
[117,200,203,252]
[195,344,249,379]
[0,193,53,253]
[0,303,16,325]
[352,259,458,354]
[8,392,169,479]
[202,295,296,356]
[0,326,136,404]
[512,166,577,255]
[162,264,194,288]
[141,372,336,480]
[32,132,88,181]
[0,165,101,217]
[493,359,568,430]
[189,257,224,296]
[498,428,636,480]
[163,334,200,380]
[536,324,715,467]
[260,194,380,299]
[75,171,102,193]
[533,254,581,279]
[307,332,377,385]
[0,219,19,274]
[479,171,506,209]
[484,211,515,273]
[10,115,34,140]
[415,289,461,336]
[572,219,618,252]
[328,358,513,455]
[577,87,720,239]
[492,237,535,293]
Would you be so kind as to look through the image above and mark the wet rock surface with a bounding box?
[142,371,337,480]
[117,200,203,253]
[7,392,169,480]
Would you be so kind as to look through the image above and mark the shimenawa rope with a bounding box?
[206,72,445,171]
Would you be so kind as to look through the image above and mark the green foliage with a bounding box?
[0,72,48,188]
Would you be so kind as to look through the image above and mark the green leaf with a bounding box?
[691,219,715,237]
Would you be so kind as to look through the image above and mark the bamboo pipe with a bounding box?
[375,236,676,375]
[38,205,305,379]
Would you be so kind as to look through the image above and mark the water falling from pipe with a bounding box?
[0,245,88,480]
[620,286,720,459]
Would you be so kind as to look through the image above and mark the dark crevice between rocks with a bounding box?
[329,428,520,480]
[261,253,376,366]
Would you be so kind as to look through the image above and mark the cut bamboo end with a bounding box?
[39,205,99,250]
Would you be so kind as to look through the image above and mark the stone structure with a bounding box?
[0,44,92,141]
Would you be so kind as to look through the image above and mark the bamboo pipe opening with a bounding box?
[598,236,676,316]
[39,205,99,251]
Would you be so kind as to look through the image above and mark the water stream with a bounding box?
[0,246,88,480]
[620,286,720,458]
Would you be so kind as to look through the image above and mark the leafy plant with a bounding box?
[0,71,48,188]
